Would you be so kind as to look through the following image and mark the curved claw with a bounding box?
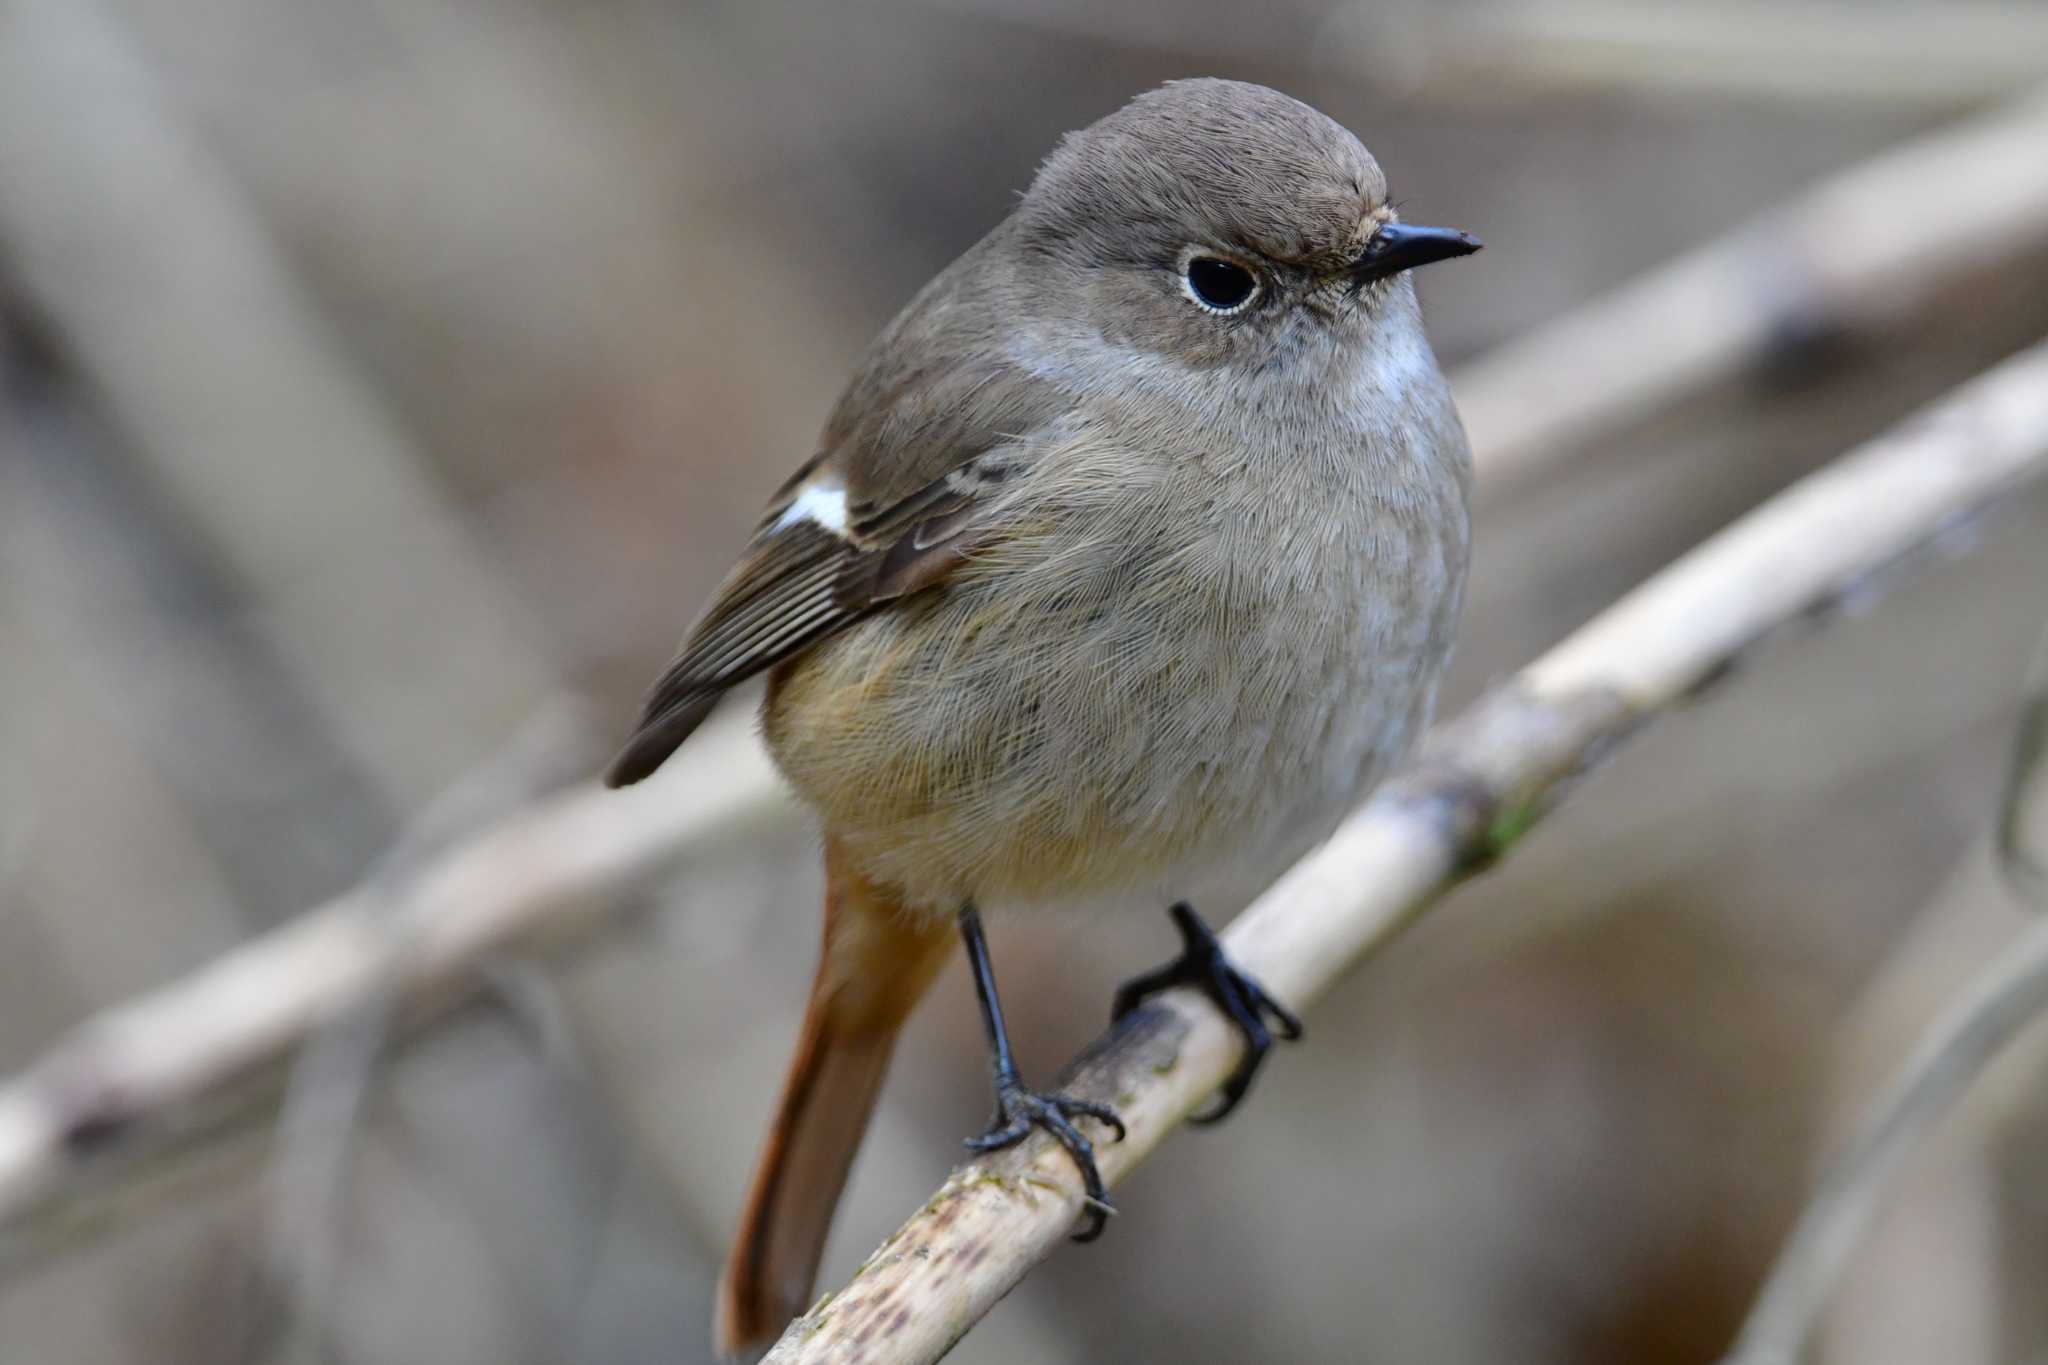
[1115,902,1304,1124]
[1052,1095,1127,1143]
[965,1081,1125,1240]
[964,1118,1032,1152]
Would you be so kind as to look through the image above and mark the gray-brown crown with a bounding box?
[1016,79,1388,274]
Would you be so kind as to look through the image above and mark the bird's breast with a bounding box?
[765,422,1469,913]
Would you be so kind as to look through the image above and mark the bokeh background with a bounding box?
[3,1,2048,1362]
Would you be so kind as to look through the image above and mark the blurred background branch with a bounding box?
[1995,624,2048,902]
[1725,648,2048,1364]
[1450,82,2048,497]
[0,708,781,1239]
[0,0,560,806]
[1318,1,2048,110]
[1722,906,2048,1365]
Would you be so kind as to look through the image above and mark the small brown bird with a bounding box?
[607,78,1477,1355]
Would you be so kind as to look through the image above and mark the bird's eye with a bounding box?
[1182,256,1258,313]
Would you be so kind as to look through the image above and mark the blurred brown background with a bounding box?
[3,1,2047,1362]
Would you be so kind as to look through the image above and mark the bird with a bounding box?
[604,77,1478,1356]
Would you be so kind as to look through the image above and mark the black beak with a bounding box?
[1349,222,1482,288]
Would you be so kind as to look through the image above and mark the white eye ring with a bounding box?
[1180,253,1260,314]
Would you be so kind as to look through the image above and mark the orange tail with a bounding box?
[715,842,954,1358]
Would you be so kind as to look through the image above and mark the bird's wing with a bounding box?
[603,357,1056,787]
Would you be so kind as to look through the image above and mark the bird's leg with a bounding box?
[1112,902,1303,1123]
[958,904,1126,1240]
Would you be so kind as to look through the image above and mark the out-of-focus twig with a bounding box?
[755,340,2048,1364]
[925,0,2048,110]
[252,704,599,1362]
[1997,623,2048,903]
[1450,84,2048,498]
[1322,1,2048,110]
[0,0,558,806]
[0,707,784,1248]
[1718,908,2048,1365]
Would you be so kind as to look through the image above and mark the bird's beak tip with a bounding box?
[1350,222,1484,286]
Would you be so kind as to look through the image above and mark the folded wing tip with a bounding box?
[603,692,720,787]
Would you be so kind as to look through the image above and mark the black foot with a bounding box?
[965,1074,1126,1241]
[1113,902,1304,1124]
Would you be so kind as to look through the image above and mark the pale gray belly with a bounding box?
[764,464,1467,912]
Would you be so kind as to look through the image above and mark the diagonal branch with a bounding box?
[1718,911,2048,1365]
[754,341,2048,1364]
[1452,84,2048,496]
[0,709,787,1235]
[1716,616,2048,1365]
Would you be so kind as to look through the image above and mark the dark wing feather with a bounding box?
[605,520,851,786]
[604,226,1061,786]
[602,465,1002,787]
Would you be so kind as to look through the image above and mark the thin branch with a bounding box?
[1719,908,2048,1365]
[0,708,785,1236]
[251,705,599,1361]
[1452,83,2048,498]
[755,341,2048,1364]
[0,0,558,805]
[922,0,2048,111]
[1322,1,2048,110]
[1997,621,2048,902]
[1714,618,2048,1365]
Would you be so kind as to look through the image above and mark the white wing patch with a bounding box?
[771,479,849,534]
